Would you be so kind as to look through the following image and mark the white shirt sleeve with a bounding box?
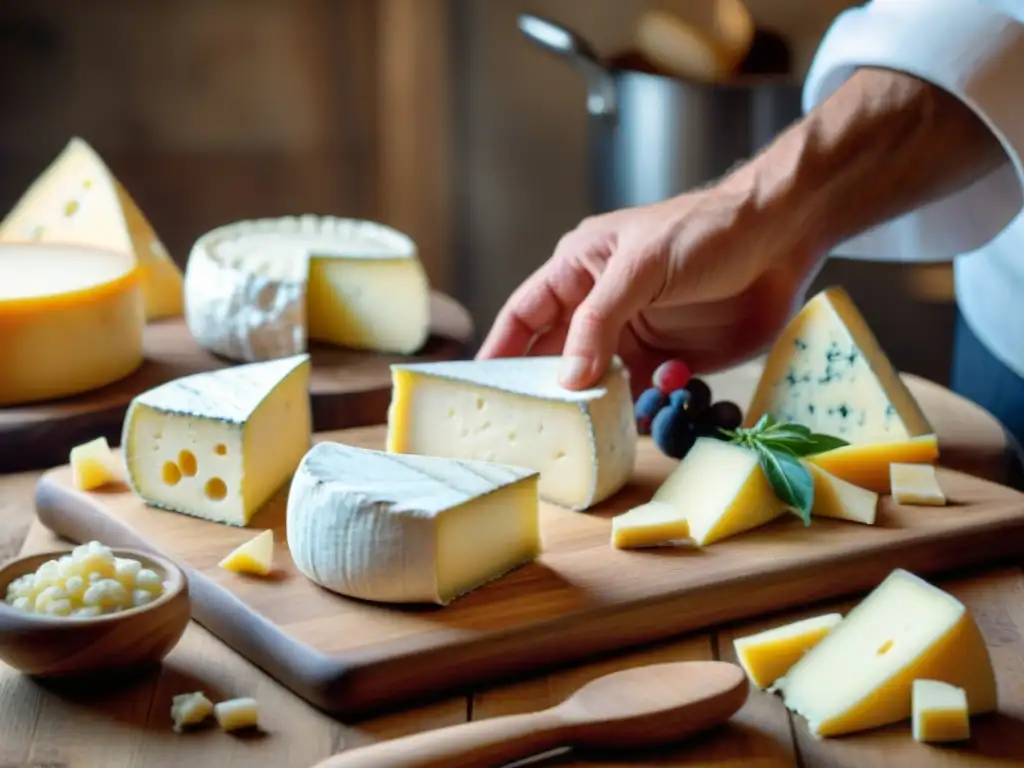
[803,0,1024,262]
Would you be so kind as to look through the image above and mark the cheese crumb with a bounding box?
[214,697,259,732]
[171,691,215,733]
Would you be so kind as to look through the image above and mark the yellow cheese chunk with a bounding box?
[219,530,275,575]
[611,501,690,549]
[891,463,947,506]
[0,243,144,406]
[808,436,939,494]
[213,697,259,732]
[807,463,879,525]
[652,438,788,546]
[912,679,971,743]
[734,613,843,689]
[774,569,997,737]
[0,137,183,320]
[69,437,121,491]
[171,691,215,733]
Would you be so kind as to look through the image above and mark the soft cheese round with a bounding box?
[184,215,429,362]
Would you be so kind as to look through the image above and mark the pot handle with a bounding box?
[517,13,617,118]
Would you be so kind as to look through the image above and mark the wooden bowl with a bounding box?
[0,548,191,678]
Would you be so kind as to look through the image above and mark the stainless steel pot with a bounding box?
[518,14,804,214]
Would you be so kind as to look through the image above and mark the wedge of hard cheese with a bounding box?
[734,613,843,689]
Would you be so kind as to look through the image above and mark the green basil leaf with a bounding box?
[750,413,773,434]
[765,422,811,438]
[755,443,814,526]
[760,434,817,456]
[801,433,850,455]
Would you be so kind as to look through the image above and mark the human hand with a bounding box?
[476,175,826,394]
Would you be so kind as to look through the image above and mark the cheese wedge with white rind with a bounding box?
[652,438,788,546]
[891,463,947,506]
[219,530,275,575]
[70,437,122,491]
[774,569,997,737]
[386,356,636,511]
[0,137,183,320]
[734,613,843,689]
[287,442,541,605]
[611,501,690,549]
[745,286,938,492]
[807,463,879,525]
[184,215,430,362]
[912,679,971,742]
[0,243,144,406]
[122,355,311,526]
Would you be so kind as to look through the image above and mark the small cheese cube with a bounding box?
[912,679,971,743]
[734,613,843,689]
[610,501,690,549]
[171,691,215,733]
[214,697,259,732]
[219,530,275,576]
[69,436,121,491]
[891,463,946,506]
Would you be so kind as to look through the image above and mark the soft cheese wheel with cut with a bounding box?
[184,215,430,362]
[0,243,144,406]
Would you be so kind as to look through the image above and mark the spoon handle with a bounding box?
[311,710,568,768]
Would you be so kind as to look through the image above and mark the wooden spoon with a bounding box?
[313,660,748,768]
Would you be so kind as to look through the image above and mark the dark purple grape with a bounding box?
[651,405,697,459]
[634,388,667,435]
[684,378,712,413]
[711,400,743,431]
[693,407,720,438]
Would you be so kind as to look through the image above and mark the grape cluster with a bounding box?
[634,360,744,459]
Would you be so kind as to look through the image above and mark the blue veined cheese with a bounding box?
[286,442,541,605]
[386,356,637,511]
[122,355,311,526]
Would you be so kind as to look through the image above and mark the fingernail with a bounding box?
[559,355,590,388]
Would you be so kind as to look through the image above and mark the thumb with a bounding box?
[558,253,660,389]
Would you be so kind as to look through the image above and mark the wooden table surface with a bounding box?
[4,398,1024,766]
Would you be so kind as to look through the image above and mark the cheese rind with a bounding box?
[891,463,947,506]
[0,243,144,406]
[611,501,690,549]
[386,356,637,511]
[807,463,878,525]
[0,137,183,320]
[774,569,997,737]
[70,437,121,491]
[122,355,312,526]
[652,438,788,546]
[219,530,275,575]
[184,215,430,362]
[286,442,541,605]
[912,679,971,742]
[734,613,843,689]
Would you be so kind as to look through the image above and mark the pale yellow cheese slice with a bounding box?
[891,463,947,506]
[912,679,971,743]
[734,613,843,689]
[219,530,275,575]
[610,501,690,549]
[807,463,879,525]
[69,436,122,491]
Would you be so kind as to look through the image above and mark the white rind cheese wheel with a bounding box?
[183,215,431,362]
[0,243,144,406]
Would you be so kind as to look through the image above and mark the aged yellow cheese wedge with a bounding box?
[219,530,274,575]
[745,286,937,493]
[0,137,183,320]
[774,569,997,737]
[891,463,947,506]
[807,463,879,525]
[69,437,122,491]
[734,613,843,689]
[610,501,690,549]
[0,243,144,406]
[652,438,788,546]
[912,679,971,743]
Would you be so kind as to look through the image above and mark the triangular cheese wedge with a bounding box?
[611,501,691,549]
[219,530,275,575]
[734,613,843,689]
[774,569,997,737]
[122,355,312,525]
[69,436,123,491]
[0,137,184,320]
[745,287,937,492]
[807,463,878,525]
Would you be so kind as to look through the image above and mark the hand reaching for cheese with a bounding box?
[476,178,819,393]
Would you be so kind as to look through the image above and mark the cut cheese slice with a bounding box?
[184,215,430,362]
[774,569,997,737]
[652,438,788,546]
[0,243,144,406]
[912,679,971,743]
[745,286,937,493]
[386,356,637,511]
[286,442,541,605]
[0,137,183,320]
[70,436,122,491]
[219,530,274,575]
[891,463,947,506]
[734,613,843,689]
[807,463,879,525]
[611,501,690,549]
[122,355,312,526]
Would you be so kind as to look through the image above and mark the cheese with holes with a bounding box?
[184,216,430,362]
[386,356,636,511]
[219,530,274,575]
[912,679,971,742]
[652,438,788,546]
[122,355,311,526]
[745,286,937,492]
[807,463,878,525]
[0,243,144,406]
[734,613,843,689]
[611,501,690,549]
[70,437,122,491]
[891,463,947,506]
[0,137,183,320]
[287,442,541,605]
[774,569,997,737]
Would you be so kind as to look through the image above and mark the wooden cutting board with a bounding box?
[0,291,473,473]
